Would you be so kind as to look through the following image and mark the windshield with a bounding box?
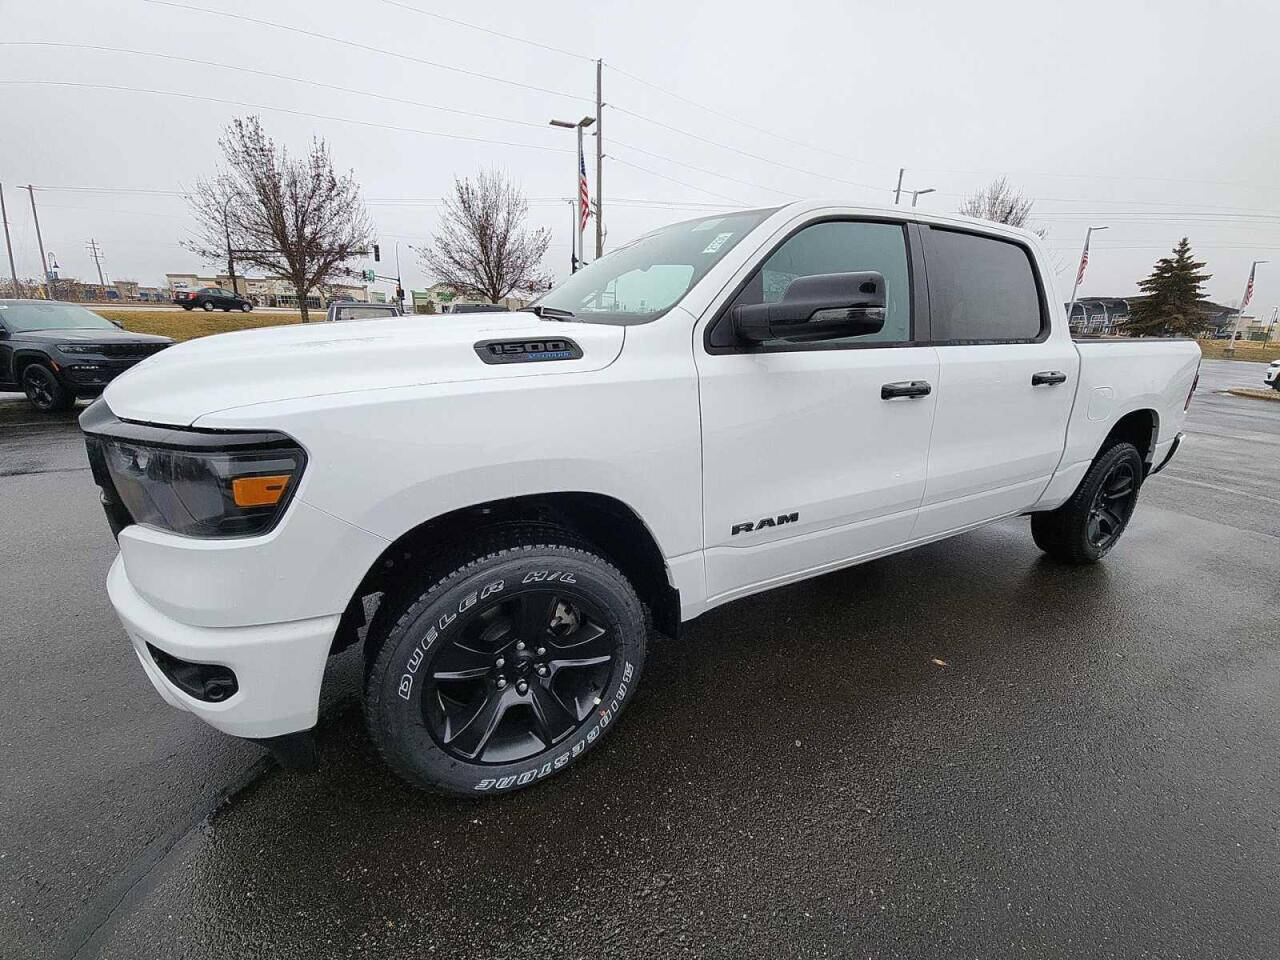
[531,208,777,325]
[0,302,118,333]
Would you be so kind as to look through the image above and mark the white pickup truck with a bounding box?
[81,201,1201,796]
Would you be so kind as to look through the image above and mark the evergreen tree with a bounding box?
[1126,237,1212,337]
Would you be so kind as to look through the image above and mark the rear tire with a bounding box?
[364,530,647,797]
[1031,441,1144,564]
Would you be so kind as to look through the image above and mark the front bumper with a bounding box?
[108,555,340,738]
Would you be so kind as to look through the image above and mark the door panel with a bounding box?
[913,342,1077,539]
[912,226,1078,539]
[698,346,940,599]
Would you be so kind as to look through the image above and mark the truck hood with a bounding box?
[103,312,624,426]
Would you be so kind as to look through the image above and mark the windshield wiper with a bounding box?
[521,305,576,320]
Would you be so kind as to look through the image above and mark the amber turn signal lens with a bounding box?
[231,474,292,508]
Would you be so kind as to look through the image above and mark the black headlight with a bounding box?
[81,399,306,539]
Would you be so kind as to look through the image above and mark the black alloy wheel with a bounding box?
[1085,457,1139,550]
[22,364,72,412]
[423,589,617,764]
[364,535,647,796]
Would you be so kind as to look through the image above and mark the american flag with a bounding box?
[1075,235,1090,286]
[579,147,591,232]
[1242,262,1257,309]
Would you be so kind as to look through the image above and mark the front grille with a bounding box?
[96,342,168,359]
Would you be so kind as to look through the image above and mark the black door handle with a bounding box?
[1032,371,1068,386]
[881,380,932,400]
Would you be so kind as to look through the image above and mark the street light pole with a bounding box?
[550,115,596,273]
[893,168,904,205]
[222,196,238,297]
[910,187,936,207]
[1065,225,1108,333]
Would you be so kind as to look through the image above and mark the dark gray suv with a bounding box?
[0,300,172,412]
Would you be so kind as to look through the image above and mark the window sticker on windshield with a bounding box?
[691,218,724,233]
[701,232,734,254]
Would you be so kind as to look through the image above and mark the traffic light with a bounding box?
[373,244,381,262]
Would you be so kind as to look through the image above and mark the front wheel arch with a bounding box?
[334,492,679,665]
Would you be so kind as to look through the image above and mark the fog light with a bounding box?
[146,643,239,703]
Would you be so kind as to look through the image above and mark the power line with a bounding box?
[608,156,744,204]
[610,140,802,200]
[142,0,592,103]
[0,41,551,131]
[610,105,886,195]
[373,0,595,63]
[605,63,881,173]
[0,80,573,155]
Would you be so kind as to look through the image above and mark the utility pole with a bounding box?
[894,168,904,205]
[87,238,106,287]
[595,59,604,259]
[0,183,18,296]
[25,185,52,299]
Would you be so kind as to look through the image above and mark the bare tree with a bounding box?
[959,176,1040,232]
[187,116,372,322]
[418,169,552,305]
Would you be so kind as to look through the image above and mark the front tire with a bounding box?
[1031,441,1143,564]
[21,364,74,413]
[364,532,647,797]
[241,302,253,312]
[201,300,215,312]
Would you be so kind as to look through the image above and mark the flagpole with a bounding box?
[1226,259,1266,356]
[1066,225,1107,334]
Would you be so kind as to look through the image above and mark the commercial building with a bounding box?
[410,283,530,315]
[165,273,369,308]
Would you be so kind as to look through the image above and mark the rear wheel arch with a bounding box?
[1101,408,1159,467]
[339,492,680,666]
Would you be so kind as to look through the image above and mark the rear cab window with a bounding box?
[922,228,1046,343]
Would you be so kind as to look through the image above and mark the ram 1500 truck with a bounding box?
[81,202,1201,796]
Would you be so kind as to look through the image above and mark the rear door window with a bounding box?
[924,228,1044,342]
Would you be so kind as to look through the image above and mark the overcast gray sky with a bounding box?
[2,0,1279,318]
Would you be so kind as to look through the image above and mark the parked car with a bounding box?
[0,300,171,412]
[325,301,404,323]
[1266,359,1279,390]
[173,287,253,312]
[447,303,509,314]
[81,201,1201,795]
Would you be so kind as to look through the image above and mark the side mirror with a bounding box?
[732,271,887,344]
[110,319,123,329]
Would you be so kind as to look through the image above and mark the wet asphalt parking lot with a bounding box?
[2,359,1278,959]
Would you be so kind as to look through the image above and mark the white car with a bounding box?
[82,201,1202,796]
[1266,359,1279,389]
